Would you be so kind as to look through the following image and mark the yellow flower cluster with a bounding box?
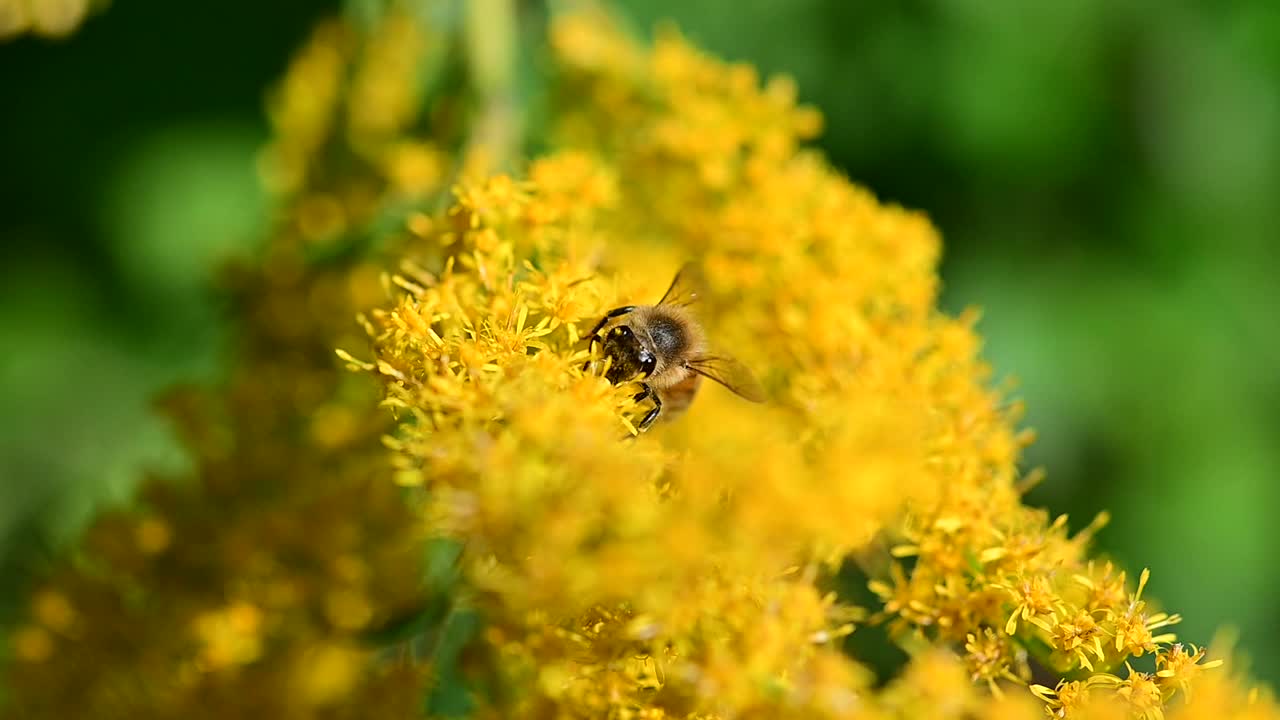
[3,241,431,720]
[258,11,455,248]
[347,7,1278,719]
[4,2,1276,719]
[2,11,442,719]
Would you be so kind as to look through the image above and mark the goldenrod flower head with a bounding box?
[1157,643,1225,698]
[333,7,1275,718]
[966,628,1031,696]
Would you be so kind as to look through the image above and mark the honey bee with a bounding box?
[583,264,765,432]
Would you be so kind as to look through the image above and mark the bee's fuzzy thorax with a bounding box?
[632,305,705,364]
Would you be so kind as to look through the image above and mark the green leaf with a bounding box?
[425,608,481,717]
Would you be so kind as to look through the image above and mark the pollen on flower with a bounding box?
[965,628,1030,695]
[1157,643,1225,696]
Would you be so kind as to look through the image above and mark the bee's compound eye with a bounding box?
[638,350,656,377]
[609,325,633,339]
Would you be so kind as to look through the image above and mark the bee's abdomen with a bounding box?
[657,373,702,420]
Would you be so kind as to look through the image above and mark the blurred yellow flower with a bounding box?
[192,602,264,671]
[0,0,103,40]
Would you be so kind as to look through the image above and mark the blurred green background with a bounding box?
[2,0,1277,684]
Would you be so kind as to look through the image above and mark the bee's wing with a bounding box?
[657,262,702,307]
[686,355,766,403]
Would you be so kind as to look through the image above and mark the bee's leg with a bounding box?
[635,383,662,432]
[584,306,637,340]
[581,306,638,372]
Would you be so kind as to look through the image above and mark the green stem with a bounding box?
[461,0,522,173]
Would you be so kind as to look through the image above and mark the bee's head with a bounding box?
[601,324,656,384]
